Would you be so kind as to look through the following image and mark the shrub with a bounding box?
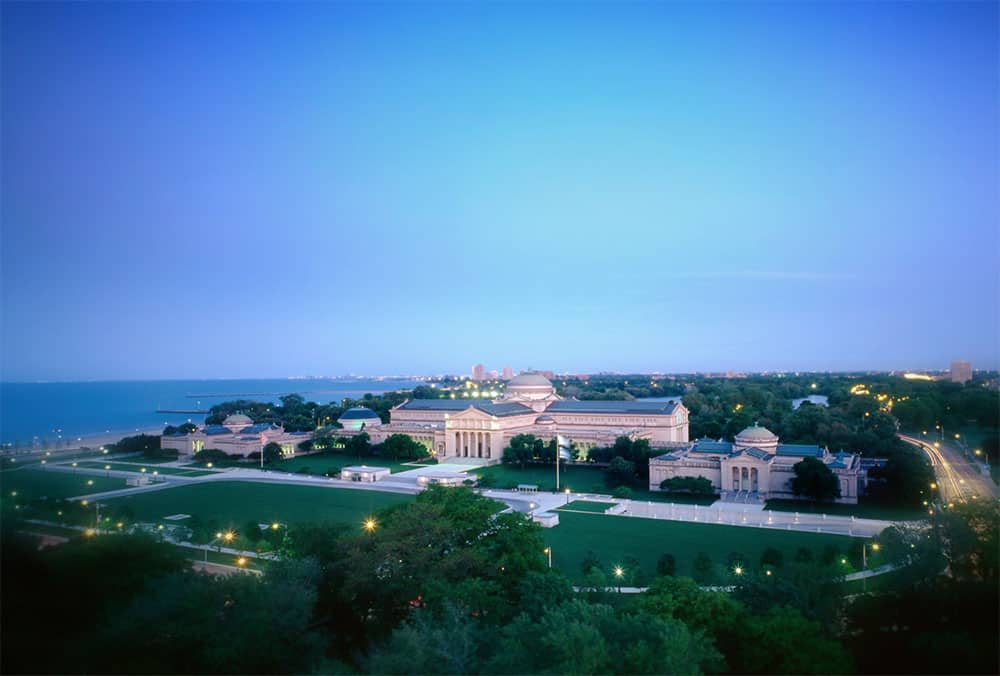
[613,486,634,499]
[656,553,677,577]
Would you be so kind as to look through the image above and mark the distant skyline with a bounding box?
[2,1,997,381]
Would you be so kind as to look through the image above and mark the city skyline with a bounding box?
[2,1,998,380]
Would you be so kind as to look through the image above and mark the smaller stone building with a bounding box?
[160,414,311,458]
[649,425,861,504]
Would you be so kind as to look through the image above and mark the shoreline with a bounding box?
[2,427,165,454]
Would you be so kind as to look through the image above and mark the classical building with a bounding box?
[343,372,689,460]
[160,413,311,458]
[649,425,862,504]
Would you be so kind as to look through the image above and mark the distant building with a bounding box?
[950,360,972,384]
[160,414,310,458]
[489,369,499,379]
[650,425,862,504]
[471,363,486,380]
[535,370,555,379]
[502,365,514,380]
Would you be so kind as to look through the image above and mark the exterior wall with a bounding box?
[650,452,861,504]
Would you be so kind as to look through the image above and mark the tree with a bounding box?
[502,434,539,468]
[484,599,720,675]
[381,434,425,461]
[580,550,602,576]
[193,448,230,465]
[659,475,716,495]
[605,456,635,487]
[262,442,283,465]
[243,520,262,544]
[90,560,325,674]
[759,547,783,569]
[656,553,677,577]
[739,606,853,674]
[790,456,840,504]
[691,552,715,584]
[346,432,371,458]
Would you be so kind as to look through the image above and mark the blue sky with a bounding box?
[2,1,997,380]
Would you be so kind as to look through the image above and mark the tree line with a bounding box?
[3,488,996,674]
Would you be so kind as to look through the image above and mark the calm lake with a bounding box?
[0,378,421,445]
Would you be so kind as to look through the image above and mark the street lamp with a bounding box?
[613,565,624,592]
[363,517,377,533]
[564,488,571,505]
[733,565,743,577]
[862,541,880,592]
[544,547,552,568]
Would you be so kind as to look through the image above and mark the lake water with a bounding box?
[0,379,421,445]
[792,395,829,409]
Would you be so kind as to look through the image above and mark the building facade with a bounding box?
[344,372,689,460]
[160,414,311,458]
[649,425,862,504]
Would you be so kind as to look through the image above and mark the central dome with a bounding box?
[502,372,558,407]
[735,425,778,443]
[507,372,554,388]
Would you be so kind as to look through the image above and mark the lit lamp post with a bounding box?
[613,565,624,592]
[564,488,571,505]
[544,547,552,569]
[862,542,880,592]
[363,517,377,533]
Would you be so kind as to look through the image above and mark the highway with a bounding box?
[898,433,998,505]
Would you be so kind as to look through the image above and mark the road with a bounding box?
[898,433,998,504]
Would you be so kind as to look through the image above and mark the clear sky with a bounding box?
[2,1,997,380]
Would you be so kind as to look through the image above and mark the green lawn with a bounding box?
[0,469,128,501]
[75,461,219,478]
[474,464,609,493]
[544,511,859,583]
[102,481,414,528]
[764,499,926,521]
[557,500,614,513]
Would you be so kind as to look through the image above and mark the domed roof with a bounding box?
[735,425,778,442]
[223,413,253,426]
[339,406,381,420]
[507,372,554,388]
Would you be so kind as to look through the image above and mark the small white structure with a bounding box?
[416,471,471,487]
[340,465,391,482]
[532,511,560,528]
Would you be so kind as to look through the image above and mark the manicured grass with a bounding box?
[544,511,859,582]
[75,461,219,477]
[475,464,609,493]
[102,481,414,527]
[557,500,614,513]
[764,499,926,521]
[0,469,128,501]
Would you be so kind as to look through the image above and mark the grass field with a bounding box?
[544,511,859,582]
[558,500,614,513]
[0,469,128,501]
[75,461,218,478]
[474,464,609,493]
[102,481,414,527]
[764,498,925,521]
